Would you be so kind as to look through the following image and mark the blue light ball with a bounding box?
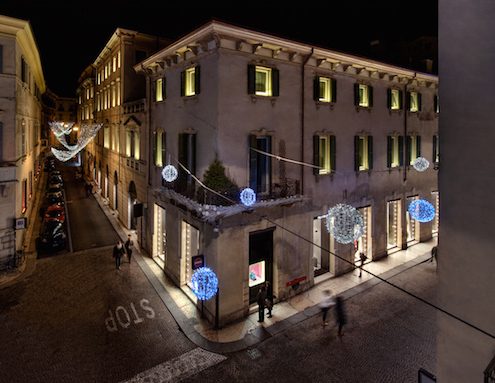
[191,267,218,301]
[408,199,435,223]
[240,188,256,206]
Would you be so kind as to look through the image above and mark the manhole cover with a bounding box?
[246,348,262,360]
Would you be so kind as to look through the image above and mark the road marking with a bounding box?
[247,348,262,360]
[106,299,156,332]
[120,347,227,383]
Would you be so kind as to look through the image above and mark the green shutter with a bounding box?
[161,132,166,164]
[247,64,256,94]
[272,68,280,97]
[387,89,392,109]
[354,136,360,171]
[194,66,201,95]
[416,136,421,157]
[398,136,404,166]
[406,92,411,111]
[191,134,197,175]
[330,135,336,172]
[313,77,320,102]
[153,132,157,164]
[398,90,403,109]
[433,135,437,163]
[387,136,392,167]
[367,136,373,170]
[180,71,185,97]
[434,95,438,113]
[331,78,337,102]
[313,135,319,175]
[406,136,412,164]
[354,84,360,106]
[417,92,422,111]
[249,135,258,190]
[162,77,166,99]
[368,86,373,107]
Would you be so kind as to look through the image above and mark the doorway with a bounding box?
[249,228,274,304]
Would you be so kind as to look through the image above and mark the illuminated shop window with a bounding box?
[249,261,265,287]
[181,221,200,288]
[387,200,401,249]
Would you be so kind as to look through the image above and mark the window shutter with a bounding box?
[406,136,412,164]
[330,135,336,172]
[267,136,272,193]
[191,134,197,175]
[180,70,185,97]
[313,77,320,102]
[354,136,360,171]
[368,86,374,107]
[433,135,437,163]
[153,81,157,102]
[194,66,201,95]
[0,45,3,73]
[354,84,360,106]
[247,64,256,94]
[313,135,319,175]
[162,77,166,99]
[272,68,280,97]
[153,132,157,164]
[398,90,403,109]
[249,135,258,190]
[399,136,404,166]
[387,89,392,109]
[367,136,373,170]
[386,136,392,167]
[161,131,166,164]
[434,95,438,113]
[331,78,337,102]
[416,136,421,157]
[417,92,422,111]
[406,92,411,111]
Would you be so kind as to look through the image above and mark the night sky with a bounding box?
[0,1,437,97]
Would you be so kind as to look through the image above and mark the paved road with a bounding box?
[182,261,438,383]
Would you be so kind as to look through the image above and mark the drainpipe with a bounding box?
[403,81,408,183]
[300,48,314,195]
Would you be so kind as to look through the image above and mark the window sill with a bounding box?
[250,95,278,105]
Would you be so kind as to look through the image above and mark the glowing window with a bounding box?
[318,135,332,174]
[249,261,266,287]
[391,89,400,110]
[409,91,419,112]
[319,77,332,102]
[156,78,164,102]
[185,67,196,96]
[359,84,369,107]
[255,66,272,96]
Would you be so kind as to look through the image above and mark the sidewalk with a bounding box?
[92,188,437,353]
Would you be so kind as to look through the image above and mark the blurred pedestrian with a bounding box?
[358,252,367,278]
[256,283,267,323]
[334,296,347,337]
[265,281,274,318]
[319,289,335,327]
[430,246,438,263]
[113,240,125,270]
[125,234,134,263]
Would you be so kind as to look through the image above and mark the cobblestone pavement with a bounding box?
[182,261,438,383]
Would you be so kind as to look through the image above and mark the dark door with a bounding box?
[249,228,274,304]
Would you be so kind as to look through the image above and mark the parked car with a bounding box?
[45,187,63,198]
[47,181,63,189]
[44,205,65,223]
[49,170,61,176]
[48,175,63,184]
[43,194,64,207]
[36,221,66,252]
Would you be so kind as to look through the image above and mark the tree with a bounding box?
[198,159,239,206]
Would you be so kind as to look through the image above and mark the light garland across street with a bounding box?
[49,122,102,162]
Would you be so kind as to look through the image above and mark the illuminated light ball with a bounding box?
[191,267,218,301]
[161,165,178,182]
[325,203,365,244]
[412,157,430,172]
[408,199,436,223]
[240,188,256,206]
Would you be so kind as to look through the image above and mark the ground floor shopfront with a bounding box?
[147,189,439,326]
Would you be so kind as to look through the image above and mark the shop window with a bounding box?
[249,261,265,287]
[21,179,27,213]
[181,221,200,288]
[432,191,439,235]
[387,200,401,249]
[153,204,166,268]
[406,195,419,243]
[433,135,439,164]
[356,206,371,257]
[313,134,336,174]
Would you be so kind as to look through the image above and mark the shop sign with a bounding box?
[286,276,307,287]
[192,254,204,270]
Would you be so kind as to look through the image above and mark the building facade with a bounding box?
[79,29,168,237]
[43,88,76,148]
[0,15,46,266]
[137,21,439,326]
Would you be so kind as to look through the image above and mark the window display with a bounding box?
[249,261,265,287]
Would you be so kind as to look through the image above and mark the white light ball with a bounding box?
[412,157,430,172]
[162,165,178,182]
[325,203,365,244]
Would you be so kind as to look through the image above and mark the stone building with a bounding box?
[0,15,45,266]
[136,21,439,326]
[79,28,168,236]
[43,88,76,147]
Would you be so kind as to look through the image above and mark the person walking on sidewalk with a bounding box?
[358,252,367,278]
[430,245,438,263]
[125,234,134,263]
[256,283,267,323]
[113,241,125,270]
[319,289,335,327]
[334,296,347,337]
[265,281,274,318]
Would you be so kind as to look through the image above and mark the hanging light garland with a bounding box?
[412,157,430,172]
[325,203,365,244]
[240,188,256,206]
[190,267,218,301]
[408,199,435,222]
[162,164,178,182]
[49,121,74,137]
[50,122,102,162]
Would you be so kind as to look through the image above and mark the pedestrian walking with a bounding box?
[113,240,125,270]
[125,234,134,263]
[430,246,438,263]
[256,283,267,323]
[265,281,274,318]
[358,252,367,277]
[334,296,347,337]
[319,289,335,327]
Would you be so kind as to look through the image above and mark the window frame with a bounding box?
[355,135,373,171]
[255,66,272,97]
[155,78,165,102]
[359,84,369,107]
[185,67,196,97]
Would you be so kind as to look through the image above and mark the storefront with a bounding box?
[406,195,419,243]
[431,191,439,236]
[248,228,274,304]
[387,199,401,251]
[152,203,166,269]
[181,220,200,290]
[312,216,334,277]
[356,206,372,257]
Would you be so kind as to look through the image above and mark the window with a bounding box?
[21,179,27,213]
[247,65,280,97]
[314,76,336,103]
[29,171,33,199]
[354,135,373,171]
[154,131,166,166]
[181,220,200,288]
[21,57,28,83]
[355,84,373,107]
[126,130,139,159]
[112,125,119,151]
[117,51,121,68]
[181,67,200,97]
[387,135,404,168]
[104,126,110,149]
[21,120,26,156]
[0,45,3,73]
[249,135,272,194]
[387,88,402,110]
[155,78,165,102]
[406,135,421,165]
[178,133,197,193]
[408,91,422,112]
[313,134,336,174]
[96,93,100,111]
[97,72,100,85]
[112,56,116,72]
[111,83,116,107]
[116,80,120,106]
[433,135,439,164]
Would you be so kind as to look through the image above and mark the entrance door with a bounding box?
[249,228,274,304]
[313,217,330,276]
